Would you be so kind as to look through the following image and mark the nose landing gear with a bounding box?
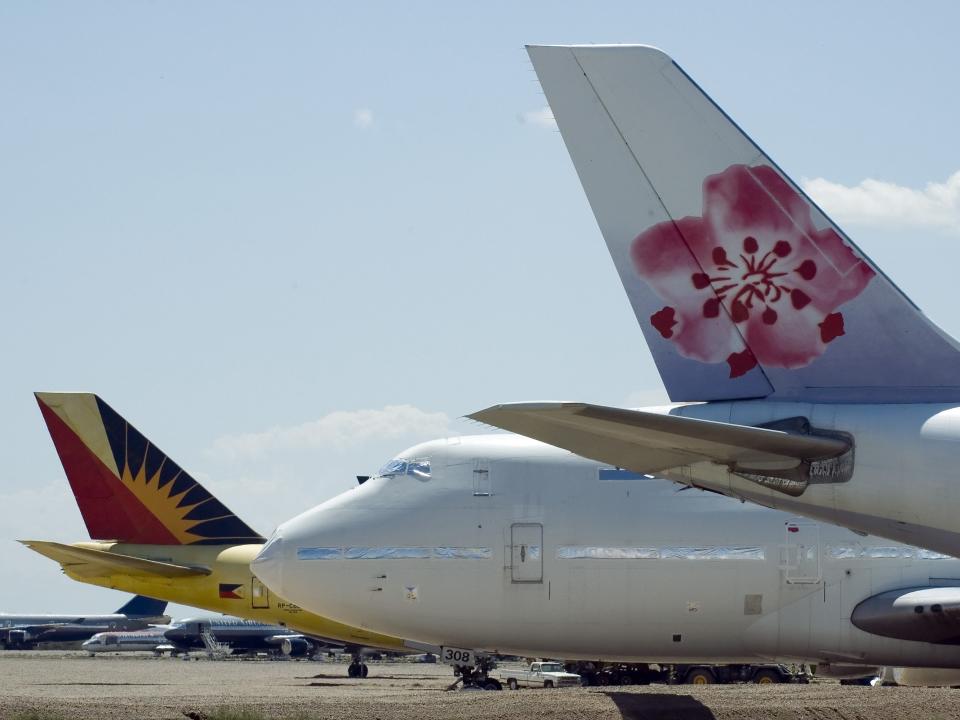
[450,656,502,691]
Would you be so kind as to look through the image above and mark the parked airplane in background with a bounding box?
[0,594,167,649]
[84,616,318,658]
[253,433,960,687]
[164,616,318,658]
[466,44,960,560]
[26,392,422,677]
[82,627,173,656]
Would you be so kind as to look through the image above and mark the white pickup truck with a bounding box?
[500,662,581,689]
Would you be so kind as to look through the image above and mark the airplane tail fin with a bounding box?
[115,594,167,618]
[36,392,263,545]
[527,45,960,403]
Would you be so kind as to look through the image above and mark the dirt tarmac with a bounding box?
[1,651,959,720]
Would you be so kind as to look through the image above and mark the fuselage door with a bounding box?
[511,523,543,583]
[251,576,270,608]
[473,460,491,496]
[784,521,821,584]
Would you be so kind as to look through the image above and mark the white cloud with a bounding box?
[801,172,960,233]
[353,108,374,129]
[208,404,451,461]
[520,106,557,130]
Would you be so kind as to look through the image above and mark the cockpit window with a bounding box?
[376,458,431,480]
[407,460,431,479]
[378,459,408,477]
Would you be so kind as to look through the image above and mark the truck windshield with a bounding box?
[540,663,563,672]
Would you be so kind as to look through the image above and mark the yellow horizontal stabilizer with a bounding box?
[20,540,211,579]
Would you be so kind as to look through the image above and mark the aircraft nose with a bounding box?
[251,527,286,594]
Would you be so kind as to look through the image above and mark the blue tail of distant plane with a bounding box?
[115,595,167,618]
[528,44,960,403]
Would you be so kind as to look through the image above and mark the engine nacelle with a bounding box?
[852,586,960,644]
[892,667,960,687]
[2,629,35,649]
[280,637,313,657]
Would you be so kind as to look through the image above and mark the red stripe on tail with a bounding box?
[37,398,180,544]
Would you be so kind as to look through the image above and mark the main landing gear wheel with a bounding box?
[753,669,782,684]
[347,662,368,678]
[686,669,716,685]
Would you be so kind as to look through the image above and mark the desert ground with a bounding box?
[2,651,959,720]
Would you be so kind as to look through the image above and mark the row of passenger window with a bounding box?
[297,546,490,560]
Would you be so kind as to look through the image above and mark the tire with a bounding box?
[685,669,716,685]
[361,664,369,678]
[508,678,518,690]
[544,680,554,689]
[753,669,783,684]
[483,679,502,691]
[347,663,360,678]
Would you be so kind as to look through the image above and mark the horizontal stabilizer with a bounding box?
[468,402,848,475]
[21,540,211,579]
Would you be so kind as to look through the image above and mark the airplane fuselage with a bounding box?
[0,612,154,644]
[255,434,960,668]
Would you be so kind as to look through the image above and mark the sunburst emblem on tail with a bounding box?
[37,392,263,546]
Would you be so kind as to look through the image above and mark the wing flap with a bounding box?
[20,540,211,579]
[468,402,848,474]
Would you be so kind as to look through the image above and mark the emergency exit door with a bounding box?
[784,521,821,584]
[511,523,543,583]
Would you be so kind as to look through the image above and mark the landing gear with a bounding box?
[453,656,502,690]
[347,651,369,678]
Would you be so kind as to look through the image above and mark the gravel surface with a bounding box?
[1,651,959,720]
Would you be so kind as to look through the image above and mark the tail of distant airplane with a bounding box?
[527,45,960,403]
[36,393,263,545]
[115,595,167,618]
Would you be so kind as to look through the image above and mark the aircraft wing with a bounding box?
[468,402,848,474]
[14,622,79,637]
[20,540,212,579]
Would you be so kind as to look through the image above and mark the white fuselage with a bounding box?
[659,400,960,557]
[83,628,170,653]
[254,434,960,667]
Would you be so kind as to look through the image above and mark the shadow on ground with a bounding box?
[607,692,716,720]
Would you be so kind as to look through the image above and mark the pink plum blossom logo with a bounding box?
[632,164,875,379]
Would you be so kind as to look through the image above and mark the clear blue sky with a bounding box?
[2,1,959,613]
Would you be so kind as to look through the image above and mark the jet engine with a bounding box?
[852,586,960,644]
[271,635,313,657]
